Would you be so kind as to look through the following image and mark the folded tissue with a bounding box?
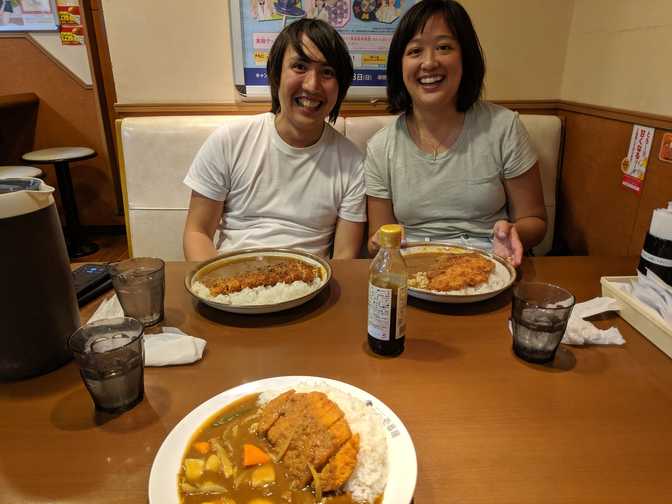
[88,294,123,323]
[561,297,625,345]
[87,295,207,366]
[143,327,207,367]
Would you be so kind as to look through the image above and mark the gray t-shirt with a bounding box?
[365,101,538,244]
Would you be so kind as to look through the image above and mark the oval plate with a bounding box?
[185,248,332,314]
[401,244,516,303]
[148,376,417,504]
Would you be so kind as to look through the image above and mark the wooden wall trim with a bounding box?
[113,101,392,116]
[113,99,672,128]
[0,33,93,90]
[559,101,672,130]
[81,0,123,215]
[113,99,560,117]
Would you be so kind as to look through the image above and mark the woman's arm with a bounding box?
[332,218,365,259]
[183,190,224,261]
[367,195,398,257]
[502,162,547,249]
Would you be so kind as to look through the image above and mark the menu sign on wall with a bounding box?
[229,0,418,100]
[0,0,59,31]
[56,0,83,45]
[622,125,655,193]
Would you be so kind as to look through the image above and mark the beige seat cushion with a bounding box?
[344,115,396,153]
[120,116,246,259]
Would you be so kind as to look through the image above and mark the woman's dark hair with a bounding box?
[267,18,353,123]
[386,0,485,114]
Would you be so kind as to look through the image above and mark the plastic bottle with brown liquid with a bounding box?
[367,224,407,356]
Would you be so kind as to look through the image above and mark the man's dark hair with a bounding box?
[386,0,485,114]
[267,18,354,123]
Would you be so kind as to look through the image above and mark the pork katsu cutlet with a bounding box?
[409,252,495,292]
[206,258,321,296]
[258,390,360,490]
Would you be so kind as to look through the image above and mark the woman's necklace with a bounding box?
[408,114,464,161]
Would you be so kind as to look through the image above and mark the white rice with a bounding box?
[410,256,510,295]
[258,382,388,503]
[191,277,322,305]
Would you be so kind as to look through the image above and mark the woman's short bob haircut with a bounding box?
[267,18,353,123]
[386,0,485,114]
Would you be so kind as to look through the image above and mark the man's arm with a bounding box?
[332,218,365,259]
[183,190,224,261]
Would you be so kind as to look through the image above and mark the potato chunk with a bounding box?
[184,458,205,481]
[205,454,221,472]
[251,463,276,487]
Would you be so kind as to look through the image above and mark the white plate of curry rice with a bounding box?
[185,248,332,314]
[148,376,417,504]
[401,244,516,303]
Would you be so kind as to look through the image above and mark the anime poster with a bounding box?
[0,0,59,31]
[234,0,416,94]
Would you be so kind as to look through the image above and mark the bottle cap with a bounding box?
[379,224,402,248]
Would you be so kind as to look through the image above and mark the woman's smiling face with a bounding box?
[401,14,463,114]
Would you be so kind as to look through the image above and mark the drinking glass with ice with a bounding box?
[68,317,145,413]
[511,282,575,364]
[109,257,165,327]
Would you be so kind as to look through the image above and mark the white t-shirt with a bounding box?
[184,113,366,258]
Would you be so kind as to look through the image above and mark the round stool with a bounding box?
[22,146,98,259]
[0,165,44,179]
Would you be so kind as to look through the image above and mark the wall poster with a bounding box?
[56,0,83,45]
[0,0,59,31]
[229,0,418,100]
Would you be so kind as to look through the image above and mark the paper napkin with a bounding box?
[561,297,625,345]
[86,295,206,366]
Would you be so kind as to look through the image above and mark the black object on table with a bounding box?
[72,263,113,306]
[22,147,98,258]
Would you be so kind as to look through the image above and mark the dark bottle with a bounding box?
[367,224,407,356]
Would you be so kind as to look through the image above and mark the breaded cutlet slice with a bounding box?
[283,416,352,488]
[257,389,295,435]
[320,433,360,492]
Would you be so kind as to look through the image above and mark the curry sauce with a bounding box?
[178,393,372,504]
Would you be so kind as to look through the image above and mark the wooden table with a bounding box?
[2,257,672,503]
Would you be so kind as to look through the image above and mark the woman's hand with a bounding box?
[492,220,524,267]
[368,225,406,257]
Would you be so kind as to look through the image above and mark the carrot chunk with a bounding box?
[243,443,270,466]
[193,441,210,454]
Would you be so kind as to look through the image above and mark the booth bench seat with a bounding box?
[117,113,561,260]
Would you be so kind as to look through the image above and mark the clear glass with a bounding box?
[68,317,144,413]
[368,243,408,356]
[109,257,165,326]
[511,282,575,364]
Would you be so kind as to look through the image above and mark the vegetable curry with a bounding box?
[178,393,372,504]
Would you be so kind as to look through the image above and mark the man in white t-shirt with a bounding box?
[183,19,366,261]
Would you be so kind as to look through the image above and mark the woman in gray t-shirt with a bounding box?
[365,0,546,266]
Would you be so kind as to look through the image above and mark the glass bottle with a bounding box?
[367,224,407,356]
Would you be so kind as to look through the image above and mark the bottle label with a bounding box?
[368,283,392,341]
[396,286,407,338]
[368,283,407,341]
[641,249,672,267]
